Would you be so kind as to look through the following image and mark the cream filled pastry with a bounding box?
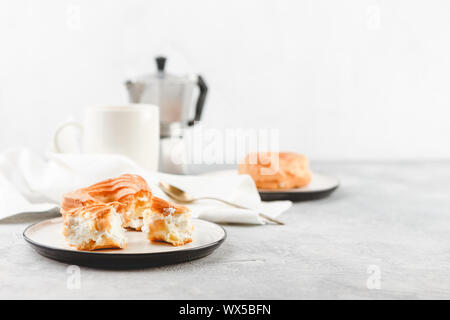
[61,174,152,230]
[62,202,127,251]
[142,196,193,246]
[61,174,194,250]
[239,152,312,190]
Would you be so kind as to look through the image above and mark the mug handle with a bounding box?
[54,121,83,153]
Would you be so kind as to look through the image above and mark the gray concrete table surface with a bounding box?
[1,162,449,299]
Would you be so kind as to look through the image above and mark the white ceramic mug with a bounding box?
[54,104,160,171]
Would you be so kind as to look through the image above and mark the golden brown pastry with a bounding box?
[61,174,194,250]
[61,174,152,230]
[142,196,193,246]
[238,152,312,190]
[62,202,127,251]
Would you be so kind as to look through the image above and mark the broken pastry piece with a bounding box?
[142,196,193,246]
[62,202,127,251]
[61,174,152,230]
[60,174,194,250]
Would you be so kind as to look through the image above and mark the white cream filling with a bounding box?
[142,210,193,243]
[126,215,144,229]
[123,196,149,229]
[124,207,146,229]
[65,208,126,248]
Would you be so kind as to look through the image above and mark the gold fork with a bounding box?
[159,181,284,225]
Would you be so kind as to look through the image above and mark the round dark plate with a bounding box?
[258,173,339,202]
[23,217,226,269]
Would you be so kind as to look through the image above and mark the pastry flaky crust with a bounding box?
[142,196,193,246]
[238,152,312,190]
[62,202,127,251]
[61,174,152,230]
[61,174,194,250]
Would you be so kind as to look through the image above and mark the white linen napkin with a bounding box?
[0,147,291,224]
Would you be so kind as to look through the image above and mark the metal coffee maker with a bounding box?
[125,56,208,173]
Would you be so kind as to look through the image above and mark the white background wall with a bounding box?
[1,0,450,161]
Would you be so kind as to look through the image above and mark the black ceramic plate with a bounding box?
[258,173,339,202]
[205,170,339,202]
[23,217,226,269]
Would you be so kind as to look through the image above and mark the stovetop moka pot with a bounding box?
[125,56,208,138]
